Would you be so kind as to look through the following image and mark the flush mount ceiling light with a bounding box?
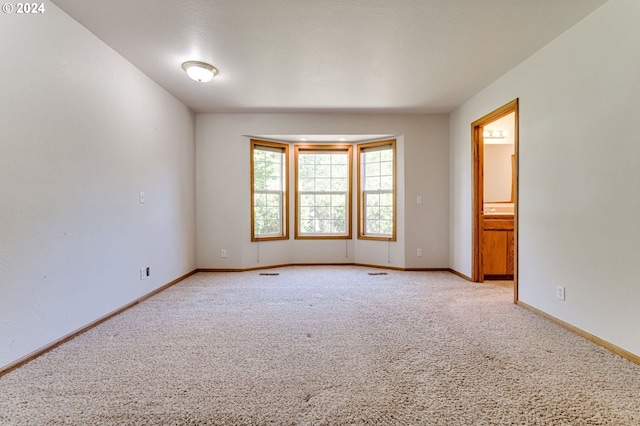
[181,61,218,82]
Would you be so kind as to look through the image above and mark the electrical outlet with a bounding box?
[221,249,227,258]
[417,248,423,257]
[556,286,565,301]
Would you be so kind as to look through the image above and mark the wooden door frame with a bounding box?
[471,99,519,303]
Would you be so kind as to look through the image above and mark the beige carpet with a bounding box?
[1,266,639,425]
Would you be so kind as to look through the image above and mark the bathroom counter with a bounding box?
[483,213,513,219]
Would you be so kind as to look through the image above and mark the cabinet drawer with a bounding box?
[483,218,513,231]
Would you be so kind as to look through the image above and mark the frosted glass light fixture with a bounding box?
[483,129,508,138]
[483,128,512,145]
[182,61,218,82]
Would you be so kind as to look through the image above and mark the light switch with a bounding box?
[139,191,145,204]
[416,195,423,204]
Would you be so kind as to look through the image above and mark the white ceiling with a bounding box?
[52,0,607,114]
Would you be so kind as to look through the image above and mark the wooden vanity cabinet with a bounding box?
[482,216,514,279]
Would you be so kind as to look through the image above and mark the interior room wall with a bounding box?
[0,4,196,369]
[196,113,449,270]
[450,0,640,356]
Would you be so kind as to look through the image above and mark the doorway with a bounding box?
[472,99,519,303]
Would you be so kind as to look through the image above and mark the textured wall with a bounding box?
[0,4,196,368]
[195,114,449,270]
[450,0,640,356]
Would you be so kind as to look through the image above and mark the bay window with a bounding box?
[294,145,352,239]
[251,140,289,241]
[357,140,396,241]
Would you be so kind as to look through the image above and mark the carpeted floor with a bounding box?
[1,266,639,425]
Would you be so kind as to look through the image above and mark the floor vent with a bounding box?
[259,273,280,276]
[368,272,388,275]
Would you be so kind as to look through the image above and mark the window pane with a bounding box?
[266,193,281,207]
[358,142,395,239]
[316,154,331,165]
[254,190,282,233]
[301,219,314,233]
[366,220,380,234]
[332,219,345,233]
[264,222,276,234]
[265,176,281,191]
[331,178,347,191]
[300,194,314,206]
[368,205,381,221]
[365,193,379,207]
[331,194,345,207]
[380,192,393,206]
[315,206,330,219]
[254,193,266,206]
[253,170,266,190]
[364,151,380,163]
[296,148,351,237]
[380,220,392,234]
[265,203,281,217]
[264,218,280,234]
[380,206,393,220]
[299,154,314,165]
[300,178,315,191]
[316,194,331,207]
[381,161,393,176]
[300,206,314,220]
[299,162,314,175]
[316,178,331,191]
[265,151,281,163]
[380,176,393,190]
[332,154,348,165]
[252,142,287,240]
[255,205,266,219]
[380,149,393,162]
[316,165,331,178]
[365,162,380,177]
[332,164,347,177]
[365,177,380,191]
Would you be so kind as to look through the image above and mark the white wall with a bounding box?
[196,114,449,270]
[0,4,196,369]
[450,0,640,356]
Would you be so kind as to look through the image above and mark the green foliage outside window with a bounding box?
[361,144,394,238]
[297,149,351,237]
[252,142,287,239]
